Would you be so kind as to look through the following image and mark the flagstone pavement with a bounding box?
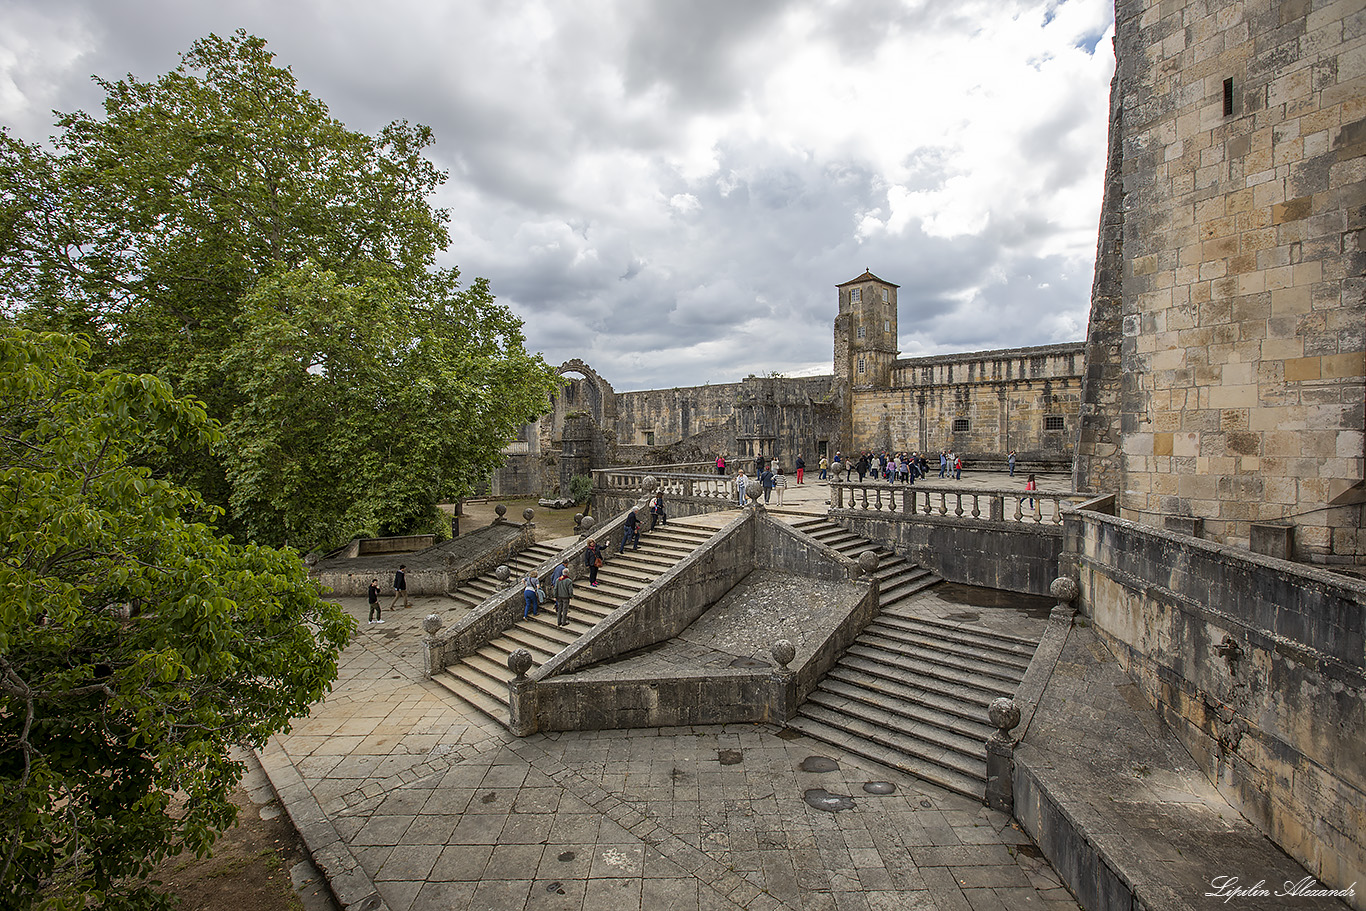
[256,474,1081,911]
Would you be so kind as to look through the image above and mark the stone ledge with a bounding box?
[1012,627,1350,911]
[255,736,390,911]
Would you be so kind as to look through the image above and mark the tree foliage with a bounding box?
[0,328,353,908]
[0,31,559,550]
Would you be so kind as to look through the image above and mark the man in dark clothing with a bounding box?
[554,569,575,627]
[619,509,641,552]
[389,565,409,609]
[760,467,775,503]
[367,578,382,624]
[795,455,805,484]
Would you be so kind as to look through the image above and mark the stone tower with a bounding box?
[834,270,900,452]
[1074,0,1365,564]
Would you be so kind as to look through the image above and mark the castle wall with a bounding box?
[1077,0,1366,562]
[851,345,1084,463]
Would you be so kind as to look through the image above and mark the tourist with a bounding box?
[856,453,869,482]
[954,454,963,480]
[819,455,828,480]
[584,538,603,586]
[830,455,841,480]
[736,471,749,506]
[774,468,789,505]
[552,559,571,583]
[1024,473,1038,512]
[649,491,667,529]
[760,465,775,503]
[522,573,540,619]
[619,508,641,552]
[795,455,805,484]
[367,578,383,624]
[939,451,948,478]
[716,454,726,475]
[389,564,410,610]
[1008,450,1017,477]
[554,568,575,627]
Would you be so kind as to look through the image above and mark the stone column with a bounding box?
[421,614,444,680]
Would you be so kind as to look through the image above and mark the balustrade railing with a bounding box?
[829,481,1083,527]
[592,468,738,503]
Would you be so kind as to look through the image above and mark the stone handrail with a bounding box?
[830,481,1086,526]
[592,468,738,504]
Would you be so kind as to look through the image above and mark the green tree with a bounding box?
[0,31,559,550]
[0,328,353,908]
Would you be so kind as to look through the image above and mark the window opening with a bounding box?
[1044,415,1065,431]
[1223,77,1234,117]
[952,418,970,432]
[850,288,861,302]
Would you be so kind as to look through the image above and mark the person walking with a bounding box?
[716,454,726,476]
[554,569,575,627]
[619,508,641,551]
[1024,473,1038,512]
[819,455,828,480]
[1008,450,1017,477]
[736,471,749,506]
[552,559,571,584]
[584,537,603,586]
[367,578,383,624]
[774,467,788,506]
[760,465,775,503]
[389,564,410,610]
[795,456,805,484]
[522,573,540,619]
[954,454,963,480]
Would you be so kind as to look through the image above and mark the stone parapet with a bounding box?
[1065,505,1366,904]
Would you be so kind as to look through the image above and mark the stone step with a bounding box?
[787,705,983,798]
[812,677,994,748]
[836,653,1003,713]
[430,672,508,726]
[466,648,518,685]
[877,573,944,607]
[870,616,1035,667]
[844,644,1013,702]
[857,622,1027,674]
[881,611,1041,651]
[861,626,1030,683]
[804,686,988,761]
[824,665,996,732]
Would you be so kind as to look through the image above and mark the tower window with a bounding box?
[1223,77,1234,117]
[884,319,890,333]
[1044,415,1065,431]
[857,357,866,374]
[881,288,889,302]
[857,326,866,338]
[645,430,655,446]
[850,288,861,302]
[953,418,970,432]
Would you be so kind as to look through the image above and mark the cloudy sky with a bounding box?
[1,0,1116,391]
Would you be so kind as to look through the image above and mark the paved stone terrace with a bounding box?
[256,471,1084,910]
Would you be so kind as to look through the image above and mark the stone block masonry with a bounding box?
[1076,0,1366,563]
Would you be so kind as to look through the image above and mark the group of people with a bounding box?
[365,564,409,623]
[733,461,791,507]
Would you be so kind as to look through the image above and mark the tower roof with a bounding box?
[836,270,898,288]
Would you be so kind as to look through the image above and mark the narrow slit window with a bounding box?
[1223,77,1234,117]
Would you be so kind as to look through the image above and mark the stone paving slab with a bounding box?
[260,591,1083,910]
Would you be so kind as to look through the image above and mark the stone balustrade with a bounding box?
[830,482,1083,526]
[592,468,737,504]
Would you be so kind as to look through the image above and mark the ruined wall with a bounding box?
[851,344,1084,462]
[1077,0,1366,561]
[1065,508,1366,903]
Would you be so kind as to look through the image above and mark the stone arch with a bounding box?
[551,359,616,441]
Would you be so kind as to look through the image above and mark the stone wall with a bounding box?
[834,511,1065,597]
[852,344,1084,462]
[1063,507,1366,901]
[1076,0,1366,562]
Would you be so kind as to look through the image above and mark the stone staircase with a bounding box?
[432,519,717,726]
[783,517,1039,799]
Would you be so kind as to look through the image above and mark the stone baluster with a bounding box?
[970,493,981,518]
[873,487,884,511]
[954,493,964,517]
[860,486,869,510]
[938,492,948,516]
[1013,496,1024,521]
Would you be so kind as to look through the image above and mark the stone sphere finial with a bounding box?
[771,639,796,670]
[494,564,511,583]
[858,550,880,575]
[494,503,507,520]
[508,648,533,680]
[522,507,535,522]
[1049,576,1079,605]
[422,614,443,636]
[642,475,659,493]
[579,515,596,535]
[574,513,584,526]
[747,486,763,504]
[988,697,1021,744]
